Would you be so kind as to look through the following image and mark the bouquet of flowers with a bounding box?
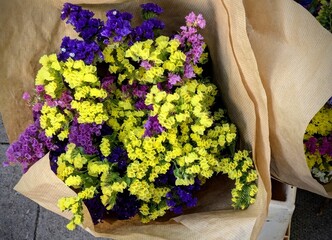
[304,99,332,184]
[242,0,332,198]
[4,3,258,231]
[294,1,332,185]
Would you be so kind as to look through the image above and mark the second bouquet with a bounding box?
[6,2,259,233]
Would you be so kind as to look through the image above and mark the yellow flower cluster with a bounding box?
[56,143,88,180]
[103,36,186,85]
[35,55,109,130]
[57,143,127,228]
[57,196,83,230]
[306,151,332,172]
[39,104,70,139]
[145,81,217,131]
[35,54,63,98]
[305,105,332,138]
[74,86,108,101]
[100,137,111,157]
[101,181,127,210]
[71,100,108,124]
[65,175,82,188]
[128,179,169,203]
[219,150,258,209]
[58,186,96,230]
[140,204,170,223]
[62,58,98,89]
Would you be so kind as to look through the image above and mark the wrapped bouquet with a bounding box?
[304,99,332,184]
[5,2,259,233]
[244,0,332,198]
[296,1,332,185]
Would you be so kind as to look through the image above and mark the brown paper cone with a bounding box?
[3,0,271,239]
[243,0,332,197]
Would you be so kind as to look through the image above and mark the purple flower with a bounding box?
[132,83,149,98]
[100,10,133,43]
[319,135,332,156]
[172,206,183,215]
[131,18,165,41]
[165,177,201,213]
[296,0,313,7]
[185,12,206,29]
[111,190,139,220]
[35,85,44,94]
[56,91,73,109]
[58,37,103,65]
[4,119,56,172]
[141,3,163,15]
[84,194,107,224]
[49,140,68,174]
[101,75,116,93]
[183,64,195,79]
[168,73,181,86]
[68,119,102,154]
[135,99,153,111]
[107,146,129,171]
[140,60,152,70]
[44,94,57,107]
[327,97,332,106]
[174,13,207,82]
[155,168,176,187]
[32,103,43,113]
[305,137,318,154]
[143,116,165,137]
[166,199,176,207]
[61,3,104,42]
[22,92,30,101]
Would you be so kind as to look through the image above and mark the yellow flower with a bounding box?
[111,182,127,193]
[191,124,205,135]
[155,35,170,49]
[58,129,69,141]
[44,82,58,98]
[73,154,87,169]
[100,137,111,157]
[199,114,213,128]
[175,177,195,186]
[226,133,237,144]
[140,203,150,216]
[167,39,180,53]
[77,186,96,199]
[65,175,82,187]
[128,179,152,201]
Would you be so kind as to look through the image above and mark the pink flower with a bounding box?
[22,92,31,101]
[140,60,152,70]
[185,12,206,29]
[196,14,206,29]
[184,64,195,79]
[32,103,43,112]
[168,73,181,86]
[35,85,45,94]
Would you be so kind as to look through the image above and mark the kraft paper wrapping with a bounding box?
[2,0,272,239]
[243,0,332,197]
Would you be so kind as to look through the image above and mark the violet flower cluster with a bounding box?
[58,37,102,64]
[5,119,57,172]
[61,3,104,42]
[68,119,102,155]
[101,10,133,43]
